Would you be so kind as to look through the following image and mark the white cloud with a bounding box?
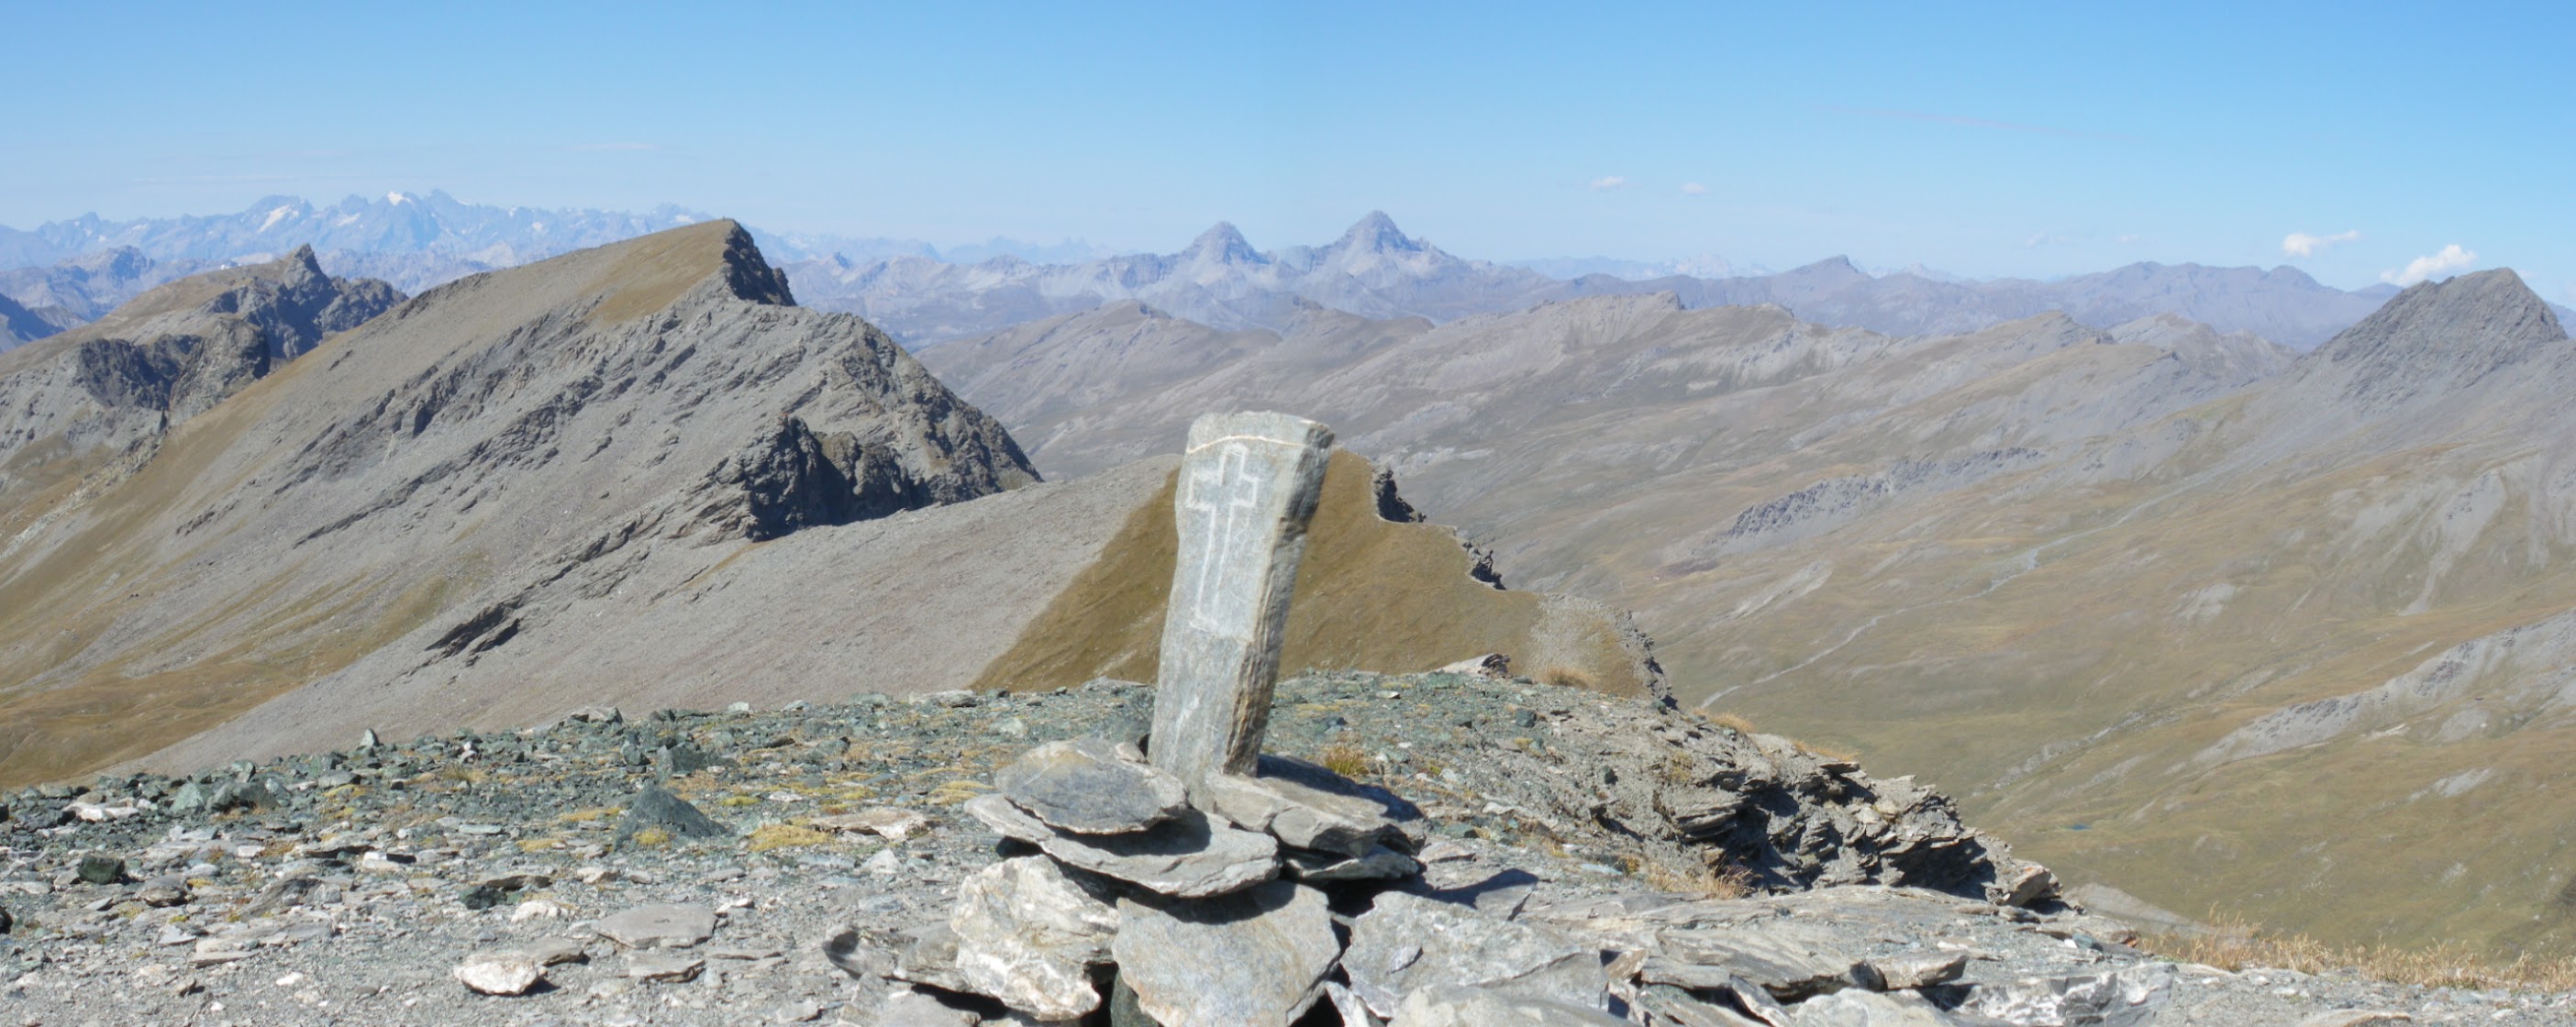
[2115,234,2140,244]
[1680,182,1708,195]
[2281,229,2361,257]
[1588,176,1627,191]
[2381,244,2478,286]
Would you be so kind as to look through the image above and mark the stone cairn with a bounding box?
[876,412,1510,1026]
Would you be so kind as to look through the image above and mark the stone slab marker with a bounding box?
[1149,411,1335,796]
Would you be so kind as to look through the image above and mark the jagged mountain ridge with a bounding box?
[919,269,2576,954]
[0,222,1032,783]
[11,197,2473,354]
[796,212,2412,348]
[0,246,403,499]
[782,212,1569,344]
[0,292,79,349]
[0,222,1653,796]
[0,247,217,331]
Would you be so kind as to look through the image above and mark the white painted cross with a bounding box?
[1181,442,1266,635]
[1150,412,1336,795]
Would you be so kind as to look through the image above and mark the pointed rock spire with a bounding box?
[1335,211,1415,253]
[1183,222,1260,266]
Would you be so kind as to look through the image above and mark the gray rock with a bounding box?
[1111,881,1339,1027]
[137,875,191,907]
[239,876,322,917]
[995,737,1188,834]
[1200,754,1413,857]
[1791,990,1965,1026]
[1635,984,1771,1027]
[594,903,717,949]
[1385,984,1633,1026]
[453,952,546,996]
[616,782,727,843]
[877,985,985,1027]
[966,794,1277,898]
[1988,862,2059,908]
[74,855,126,884]
[626,951,706,982]
[521,936,591,966]
[1648,923,1882,1000]
[1282,844,1420,882]
[1952,964,2173,1027]
[1148,412,1335,794]
[1324,981,1382,1027]
[1343,891,1606,1019]
[166,781,211,813]
[884,922,976,994]
[1870,950,1968,990]
[949,856,1120,1021]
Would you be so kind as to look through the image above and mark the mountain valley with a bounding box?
[923,269,2576,955]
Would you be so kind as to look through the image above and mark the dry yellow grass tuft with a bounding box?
[2144,916,2576,991]
[1317,743,1373,779]
[1631,856,1759,900]
[1536,665,1597,690]
[627,827,672,848]
[747,823,833,852]
[1703,712,1757,735]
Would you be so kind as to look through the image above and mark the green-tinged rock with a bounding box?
[616,782,727,843]
[76,855,127,885]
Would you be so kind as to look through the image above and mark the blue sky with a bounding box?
[4,1,2569,295]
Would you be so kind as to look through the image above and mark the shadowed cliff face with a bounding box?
[0,221,1035,786]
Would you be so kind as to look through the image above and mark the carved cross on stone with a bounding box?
[1149,411,1335,796]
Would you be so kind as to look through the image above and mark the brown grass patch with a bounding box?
[2144,915,2576,991]
[1536,665,1596,690]
[1703,712,1756,735]
[1631,856,1758,900]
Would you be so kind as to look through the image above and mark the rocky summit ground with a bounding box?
[0,671,2559,1025]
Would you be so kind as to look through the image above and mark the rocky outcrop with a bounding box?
[2301,268,2568,411]
[0,246,402,479]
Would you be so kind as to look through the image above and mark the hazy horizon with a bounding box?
[4,2,2568,297]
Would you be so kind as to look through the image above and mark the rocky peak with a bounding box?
[2304,268,2566,409]
[1776,255,1870,289]
[704,220,798,308]
[1181,221,1261,266]
[1333,211,1419,255]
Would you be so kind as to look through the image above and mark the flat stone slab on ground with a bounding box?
[1649,922,1882,1000]
[452,952,545,996]
[1112,880,1339,1027]
[807,806,935,840]
[594,903,717,949]
[1201,753,1416,857]
[1788,989,1964,1026]
[626,951,706,982]
[1387,984,1634,1026]
[1343,890,1607,1019]
[966,793,1277,898]
[995,737,1187,834]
